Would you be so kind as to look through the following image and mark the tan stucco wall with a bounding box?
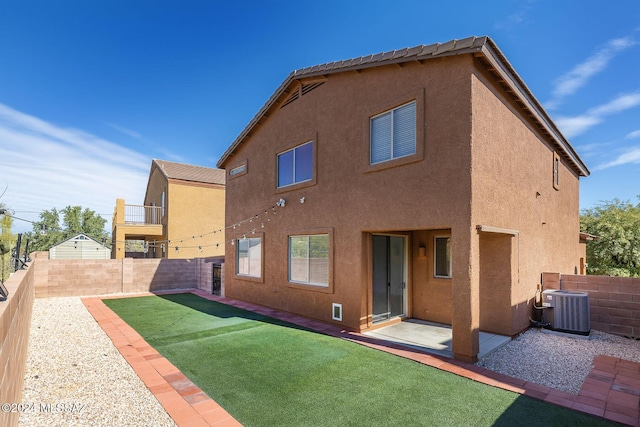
[470,65,583,335]
[143,166,169,255]
[411,229,453,325]
[221,54,585,361]
[165,181,225,259]
[143,165,225,259]
[223,56,475,333]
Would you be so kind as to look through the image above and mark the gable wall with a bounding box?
[50,238,110,259]
[144,166,168,218]
[143,166,169,256]
[223,55,477,329]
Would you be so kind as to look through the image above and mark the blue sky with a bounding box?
[1,1,639,233]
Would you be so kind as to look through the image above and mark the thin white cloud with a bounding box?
[555,91,640,138]
[595,146,640,170]
[555,115,602,139]
[590,92,640,115]
[626,129,640,139]
[574,142,612,158]
[0,103,150,233]
[494,0,537,31]
[105,122,143,139]
[546,36,636,109]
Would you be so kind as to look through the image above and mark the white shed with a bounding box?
[49,233,110,259]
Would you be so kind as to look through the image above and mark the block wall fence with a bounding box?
[34,256,224,297]
[0,267,35,427]
[3,263,636,427]
[542,272,640,338]
[0,256,223,427]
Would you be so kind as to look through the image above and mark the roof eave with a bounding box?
[217,37,590,178]
[477,41,590,177]
[216,42,488,168]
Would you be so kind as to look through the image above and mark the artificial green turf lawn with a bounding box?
[103,294,615,427]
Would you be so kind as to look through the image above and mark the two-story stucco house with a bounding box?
[112,159,225,259]
[216,36,589,362]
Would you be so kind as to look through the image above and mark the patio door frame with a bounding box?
[371,233,409,324]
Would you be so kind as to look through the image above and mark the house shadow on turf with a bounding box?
[157,293,318,334]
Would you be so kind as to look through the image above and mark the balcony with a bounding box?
[112,199,164,259]
[123,203,163,225]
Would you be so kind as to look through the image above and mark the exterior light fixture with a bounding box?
[418,245,427,257]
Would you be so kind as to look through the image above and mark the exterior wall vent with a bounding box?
[332,303,342,321]
[542,289,590,335]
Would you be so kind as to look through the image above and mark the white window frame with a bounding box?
[553,152,560,190]
[370,101,416,165]
[230,164,246,176]
[236,237,262,278]
[434,236,452,279]
[288,234,329,287]
[277,141,313,188]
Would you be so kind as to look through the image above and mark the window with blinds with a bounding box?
[370,101,416,164]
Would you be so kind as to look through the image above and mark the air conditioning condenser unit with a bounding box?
[541,289,590,335]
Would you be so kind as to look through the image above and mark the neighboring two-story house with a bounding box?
[112,159,225,259]
[216,36,589,362]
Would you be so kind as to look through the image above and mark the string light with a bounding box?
[113,199,294,253]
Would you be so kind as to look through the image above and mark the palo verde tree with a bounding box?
[23,206,110,252]
[580,197,640,277]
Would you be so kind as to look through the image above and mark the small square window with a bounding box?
[278,141,313,187]
[434,237,451,278]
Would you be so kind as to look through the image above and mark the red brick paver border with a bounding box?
[582,355,640,425]
[83,290,640,427]
[82,295,241,427]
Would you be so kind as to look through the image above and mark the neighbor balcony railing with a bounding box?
[124,204,163,225]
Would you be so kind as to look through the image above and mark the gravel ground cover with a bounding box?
[19,297,176,427]
[477,328,640,394]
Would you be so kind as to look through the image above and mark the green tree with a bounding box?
[580,197,640,277]
[23,206,110,252]
[0,203,16,281]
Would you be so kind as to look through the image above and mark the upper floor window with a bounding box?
[370,101,416,164]
[230,164,246,176]
[278,141,313,188]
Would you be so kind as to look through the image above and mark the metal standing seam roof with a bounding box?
[152,159,226,185]
[216,35,589,177]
